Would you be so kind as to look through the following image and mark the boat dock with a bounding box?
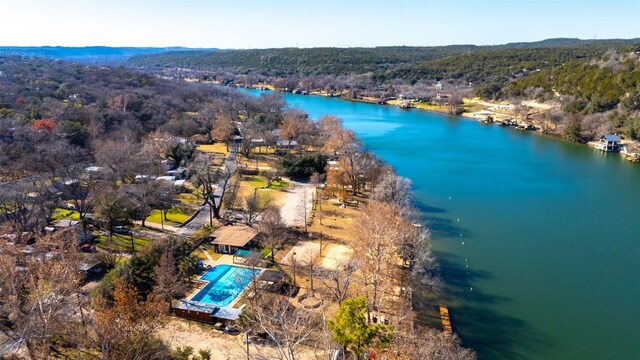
[439,305,453,335]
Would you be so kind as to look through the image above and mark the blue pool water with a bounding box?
[191,265,261,307]
[235,249,251,257]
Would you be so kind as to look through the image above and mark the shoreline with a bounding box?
[238,83,640,163]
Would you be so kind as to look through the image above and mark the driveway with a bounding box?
[280,181,315,227]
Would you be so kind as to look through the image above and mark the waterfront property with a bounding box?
[595,134,622,152]
[209,225,258,254]
[239,88,640,360]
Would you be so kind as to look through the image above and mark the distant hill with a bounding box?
[127,46,480,76]
[0,46,218,65]
[125,38,640,79]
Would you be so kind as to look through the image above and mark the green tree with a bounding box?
[328,297,392,358]
[563,120,583,143]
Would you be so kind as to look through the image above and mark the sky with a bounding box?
[0,0,638,48]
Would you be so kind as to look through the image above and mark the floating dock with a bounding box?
[439,305,453,335]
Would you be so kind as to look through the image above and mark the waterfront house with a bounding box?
[595,134,622,152]
[209,224,258,254]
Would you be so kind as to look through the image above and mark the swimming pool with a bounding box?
[191,265,261,307]
[235,249,251,257]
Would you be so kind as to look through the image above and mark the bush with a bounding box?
[563,120,583,143]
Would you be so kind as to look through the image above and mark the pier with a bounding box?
[439,305,453,335]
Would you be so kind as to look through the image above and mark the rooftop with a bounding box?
[602,134,621,142]
[210,225,258,247]
[174,300,242,320]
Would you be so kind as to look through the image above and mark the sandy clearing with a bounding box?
[157,318,330,359]
[320,244,354,270]
[281,241,321,266]
[156,318,246,359]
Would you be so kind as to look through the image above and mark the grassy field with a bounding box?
[175,193,201,206]
[462,99,491,112]
[243,175,288,190]
[306,190,366,244]
[234,175,287,209]
[52,208,81,221]
[145,207,193,226]
[197,143,229,156]
[95,233,149,253]
[237,154,277,169]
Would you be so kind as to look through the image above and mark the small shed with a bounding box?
[174,300,242,325]
[209,225,258,254]
[78,254,103,275]
[596,134,622,152]
[258,270,285,292]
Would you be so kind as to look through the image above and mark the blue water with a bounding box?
[191,265,260,307]
[235,249,251,257]
[237,88,640,360]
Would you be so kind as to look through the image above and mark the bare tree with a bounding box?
[258,207,289,262]
[302,245,321,294]
[0,182,43,232]
[371,171,413,209]
[211,113,235,151]
[153,249,188,312]
[279,109,312,147]
[189,153,238,222]
[0,229,83,359]
[322,258,359,303]
[352,201,406,319]
[241,298,322,360]
[240,190,273,226]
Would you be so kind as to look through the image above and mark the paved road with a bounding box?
[177,144,238,237]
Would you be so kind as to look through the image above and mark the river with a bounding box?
[240,88,640,360]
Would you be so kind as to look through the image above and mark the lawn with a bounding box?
[462,99,490,112]
[306,190,366,245]
[146,207,193,226]
[234,176,285,209]
[192,244,222,261]
[413,102,449,112]
[95,233,149,253]
[52,208,81,221]
[197,143,229,156]
[176,193,201,206]
[243,175,288,190]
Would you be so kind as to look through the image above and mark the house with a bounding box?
[276,139,298,148]
[595,134,622,152]
[166,167,188,180]
[209,225,258,254]
[78,254,104,275]
[174,300,242,325]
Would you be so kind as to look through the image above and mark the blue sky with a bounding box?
[0,0,638,48]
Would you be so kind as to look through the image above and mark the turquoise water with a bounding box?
[192,265,260,307]
[235,249,251,257]
[240,88,640,360]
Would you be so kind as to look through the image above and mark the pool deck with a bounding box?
[185,256,263,309]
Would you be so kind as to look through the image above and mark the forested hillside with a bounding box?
[128,38,638,81]
[127,38,640,142]
[128,46,477,76]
